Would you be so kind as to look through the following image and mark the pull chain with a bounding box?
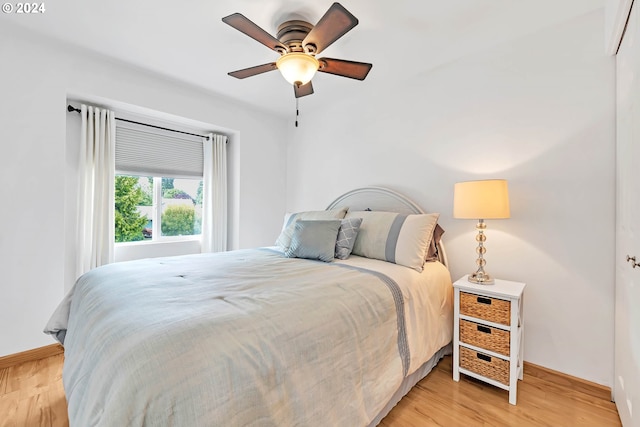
[295,98,299,127]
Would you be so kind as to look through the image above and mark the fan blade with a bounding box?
[294,81,314,98]
[317,58,372,80]
[222,13,287,53]
[302,3,358,55]
[228,63,277,79]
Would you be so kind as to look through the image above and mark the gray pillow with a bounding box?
[285,220,342,262]
[275,208,348,251]
[335,217,363,260]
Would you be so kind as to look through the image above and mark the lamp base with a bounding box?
[468,272,495,285]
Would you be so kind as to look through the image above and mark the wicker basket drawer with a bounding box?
[460,346,510,385]
[460,292,511,325]
[460,319,510,356]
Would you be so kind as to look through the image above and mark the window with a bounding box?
[115,175,203,243]
[114,121,205,244]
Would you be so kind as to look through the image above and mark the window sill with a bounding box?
[116,235,200,247]
[114,238,201,262]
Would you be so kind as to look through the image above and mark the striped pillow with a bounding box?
[346,211,440,272]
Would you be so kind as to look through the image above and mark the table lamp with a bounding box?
[453,179,510,285]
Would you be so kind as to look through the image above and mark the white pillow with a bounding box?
[276,207,348,251]
[346,211,440,272]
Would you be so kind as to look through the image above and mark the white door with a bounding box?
[615,2,640,426]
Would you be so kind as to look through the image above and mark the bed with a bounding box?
[44,187,453,426]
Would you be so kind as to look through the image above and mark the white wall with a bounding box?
[286,11,616,386]
[0,22,288,356]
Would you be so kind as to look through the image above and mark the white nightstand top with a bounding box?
[454,275,526,300]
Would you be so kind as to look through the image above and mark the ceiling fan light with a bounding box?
[276,53,319,86]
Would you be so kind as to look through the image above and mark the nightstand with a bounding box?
[452,275,526,405]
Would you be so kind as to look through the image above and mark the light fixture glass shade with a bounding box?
[276,53,319,86]
[453,179,510,219]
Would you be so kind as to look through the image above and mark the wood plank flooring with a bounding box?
[0,353,67,427]
[0,353,620,427]
[380,357,621,427]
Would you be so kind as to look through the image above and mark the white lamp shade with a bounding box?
[453,179,510,219]
[276,53,319,86]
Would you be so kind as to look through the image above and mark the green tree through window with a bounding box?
[139,183,153,206]
[162,177,174,195]
[114,176,148,242]
[161,205,201,236]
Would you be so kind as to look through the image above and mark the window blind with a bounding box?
[115,121,204,178]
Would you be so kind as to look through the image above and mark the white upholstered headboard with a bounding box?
[326,187,448,267]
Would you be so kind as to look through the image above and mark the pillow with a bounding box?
[284,220,342,262]
[346,211,440,272]
[335,217,363,260]
[426,223,445,262]
[276,207,348,251]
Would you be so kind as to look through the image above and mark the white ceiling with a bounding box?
[7,0,603,117]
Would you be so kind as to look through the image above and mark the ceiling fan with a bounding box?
[222,2,372,98]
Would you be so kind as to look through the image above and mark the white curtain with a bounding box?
[76,104,115,278]
[202,133,228,252]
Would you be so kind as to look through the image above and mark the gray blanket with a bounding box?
[45,248,413,426]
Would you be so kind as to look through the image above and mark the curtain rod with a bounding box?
[67,105,211,140]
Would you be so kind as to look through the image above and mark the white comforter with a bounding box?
[45,248,452,426]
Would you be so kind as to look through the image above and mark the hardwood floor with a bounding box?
[0,353,67,427]
[0,354,620,427]
[380,357,621,427]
